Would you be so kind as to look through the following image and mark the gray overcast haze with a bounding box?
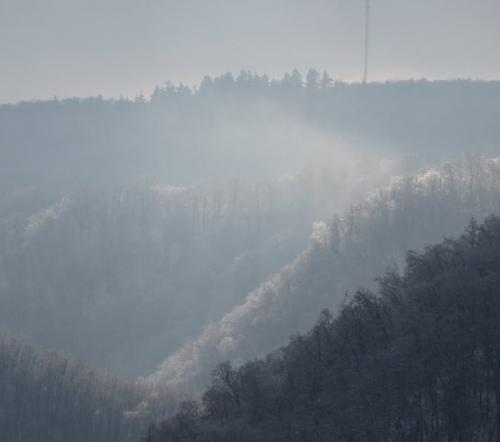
[1,0,500,103]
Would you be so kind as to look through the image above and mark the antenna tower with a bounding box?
[363,0,370,84]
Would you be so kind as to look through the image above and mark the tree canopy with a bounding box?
[147,216,500,441]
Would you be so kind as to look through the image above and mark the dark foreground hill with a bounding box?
[147,215,500,442]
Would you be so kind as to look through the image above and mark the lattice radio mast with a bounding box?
[363,0,370,84]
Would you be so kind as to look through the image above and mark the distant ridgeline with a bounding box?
[1,72,499,189]
[146,215,500,442]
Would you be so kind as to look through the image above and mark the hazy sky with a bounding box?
[1,0,499,103]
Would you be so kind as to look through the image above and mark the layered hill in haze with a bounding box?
[0,335,149,442]
[2,76,500,192]
[0,168,372,378]
[149,156,500,388]
[2,76,500,441]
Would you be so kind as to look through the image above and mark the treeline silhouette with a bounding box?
[147,215,500,442]
[1,71,499,190]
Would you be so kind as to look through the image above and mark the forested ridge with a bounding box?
[147,216,500,442]
[1,74,500,441]
[0,171,352,378]
[150,156,500,388]
[3,155,500,442]
[4,0,500,437]
[2,74,500,190]
[0,335,151,442]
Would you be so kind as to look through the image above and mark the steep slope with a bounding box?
[0,170,363,378]
[147,215,500,442]
[150,156,500,387]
